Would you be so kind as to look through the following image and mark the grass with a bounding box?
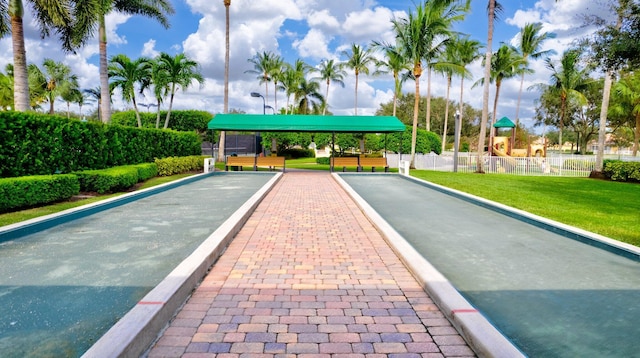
[410,170,640,246]
[0,173,196,227]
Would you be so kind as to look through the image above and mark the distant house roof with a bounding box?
[494,116,516,128]
[208,114,406,133]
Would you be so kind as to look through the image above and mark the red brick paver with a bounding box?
[147,172,475,357]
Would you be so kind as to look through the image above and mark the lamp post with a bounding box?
[453,109,461,172]
[250,92,265,155]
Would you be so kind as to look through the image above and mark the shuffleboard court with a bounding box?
[0,173,275,357]
[340,174,640,357]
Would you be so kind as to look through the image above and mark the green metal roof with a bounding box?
[494,116,516,128]
[208,114,405,133]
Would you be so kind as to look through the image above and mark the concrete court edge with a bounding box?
[332,173,525,358]
[82,172,283,358]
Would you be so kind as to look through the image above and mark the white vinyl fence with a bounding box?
[387,153,601,177]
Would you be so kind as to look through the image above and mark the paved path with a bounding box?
[146,172,475,357]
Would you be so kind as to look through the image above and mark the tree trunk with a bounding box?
[410,63,422,168]
[155,99,162,128]
[392,72,398,117]
[559,96,566,154]
[514,70,526,145]
[219,0,231,162]
[132,97,142,127]
[323,79,330,115]
[10,2,30,112]
[477,0,496,173]
[354,72,359,115]
[426,68,432,131]
[442,75,451,153]
[163,86,175,129]
[457,77,465,150]
[99,15,111,123]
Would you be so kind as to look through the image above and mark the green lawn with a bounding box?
[410,170,640,246]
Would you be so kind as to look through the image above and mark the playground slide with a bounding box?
[492,147,517,171]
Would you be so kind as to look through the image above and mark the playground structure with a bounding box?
[490,117,547,158]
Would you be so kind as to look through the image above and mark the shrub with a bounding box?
[0,111,201,178]
[278,148,315,159]
[0,175,80,213]
[74,167,140,194]
[316,157,330,165]
[154,156,205,176]
[111,110,211,133]
[603,160,640,182]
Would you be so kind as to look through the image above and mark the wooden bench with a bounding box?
[256,156,286,172]
[225,156,256,171]
[331,157,360,172]
[359,157,389,172]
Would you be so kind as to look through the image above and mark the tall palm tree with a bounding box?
[60,74,81,118]
[371,42,411,117]
[514,23,555,130]
[545,49,592,152]
[434,37,467,153]
[84,87,102,121]
[486,44,526,130]
[454,36,482,151]
[246,51,277,103]
[392,0,467,167]
[4,0,74,111]
[108,54,151,127]
[155,52,204,128]
[279,59,310,114]
[70,0,174,123]
[341,43,376,115]
[313,59,346,115]
[219,0,231,161]
[27,58,76,114]
[477,0,502,173]
[293,77,324,115]
[147,56,169,128]
[269,55,284,110]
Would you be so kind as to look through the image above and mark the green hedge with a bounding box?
[278,148,315,159]
[154,156,205,176]
[0,112,201,178]
[111,110,211,133]
[73,163,158,194]
[0,175,79,213]
[603,160,640,182]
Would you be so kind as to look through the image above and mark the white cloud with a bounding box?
[141,40,160,58]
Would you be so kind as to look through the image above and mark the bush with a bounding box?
[603,160,640,182]
[316,157,330,165]
[74,167,140,194]
[154,156,205,176]
[111,110,212,133]
[278,148,315,159]
[0,111,201,178]
[0,175,80,213]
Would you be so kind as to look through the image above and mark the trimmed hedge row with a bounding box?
[74,163,158,194]
[111,110,212,133]
[0,175,80,213]
[154,156,205,176]
[603,160,640,182]
[0,157,202,213]
[0,112,201,178]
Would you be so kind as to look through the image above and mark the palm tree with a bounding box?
[147,56,169,128]
[60,75,81,118]
[84,87,102,121]
[279,60,310,114]
[434,37,467,153]
[487,44,526,130]
[108,54,151,127]
[27,59,76,114]
[155,52,204,128]
[454,36,482,152]
[269,55,284,110]
[293,77,324,115]
[341,43,376,115]
[371,42,411,117]
[4,0,74,111]
[0,65,14,110]
[545,49,592,152]
[477,0,503,173]
[514,23,555,131]
[246,51,277,103]
[313,59,346,115]
[70,0,174,123]
[391,0,467,167]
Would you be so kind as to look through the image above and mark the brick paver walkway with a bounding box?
[147,172,475,357]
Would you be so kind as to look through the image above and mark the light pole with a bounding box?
[453,109,461,172]
[250,92,265,155]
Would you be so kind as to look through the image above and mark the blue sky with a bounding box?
[0,0,610,130]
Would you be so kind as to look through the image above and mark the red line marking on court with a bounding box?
[452,309,478,315]
[138,301,165,305]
